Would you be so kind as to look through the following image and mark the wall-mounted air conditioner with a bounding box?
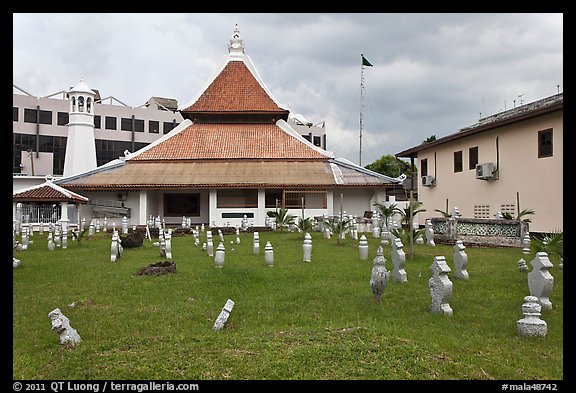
[476,163,497,180]
[422,175,436,187]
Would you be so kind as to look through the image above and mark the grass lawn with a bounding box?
[12,229,563,380]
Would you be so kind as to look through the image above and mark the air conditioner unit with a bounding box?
[476,163,497,180]
[421,175,436,187]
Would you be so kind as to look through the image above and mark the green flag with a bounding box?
[362,54,373,67]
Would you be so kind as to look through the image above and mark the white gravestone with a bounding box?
[522,233,531,254]
[370,245,390,303]
[88,223,95,237]
[517,295,547,337]
[110,231,120,262]
[453,240,469,279]
[159,232,166,258]
[165,230,173,259]
[303,233,312,262]
[61,231,68,250]
[264,242,274,267]
[323,226,331,239]
[253,232,260,255]
[236,227,241,244]
[214,242,225,268]
[429,256,453,316]
[518,258,528,272]
[218,229,224,242]
[527,252,554,310]
[359,235,369,261]
[48,232,55,251]
[122,216,128,234]
[48,308,81,346]
[391,238,407,283]
[213,299,235,331]
[13,258,21,268]
[425,219,435,246]
[206,231,214,257]
[95,219,100,233]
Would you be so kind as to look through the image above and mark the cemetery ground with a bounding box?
[13,230,563,380]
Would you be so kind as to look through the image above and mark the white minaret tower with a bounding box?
[63,79,97,177]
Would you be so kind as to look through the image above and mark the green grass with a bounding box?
[13,230,563,380]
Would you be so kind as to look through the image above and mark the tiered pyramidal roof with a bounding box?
[58,26,399,190]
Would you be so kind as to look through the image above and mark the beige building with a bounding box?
[396,93,563,234]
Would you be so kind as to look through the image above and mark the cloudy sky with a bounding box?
[13,13,563,166]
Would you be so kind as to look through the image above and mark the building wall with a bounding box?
[416,111,563,233]
[13,93,183,178]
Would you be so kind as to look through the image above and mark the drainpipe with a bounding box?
[131,114,135,152]
[35,104,40,158]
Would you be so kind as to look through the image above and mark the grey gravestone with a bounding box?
[522,233,531,254]
[453,240,469,279]
[48,308,81,346]
[370,245,390,302]
[303,233,312,262]
[213,299,235,331]
[517,295,547,337]
[528,252,554,310]
[48,232,54,251]
[122,216,129,234]
[391,238,407,283]
[429,256,453,316]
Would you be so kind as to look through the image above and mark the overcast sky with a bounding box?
[13,13,563,166]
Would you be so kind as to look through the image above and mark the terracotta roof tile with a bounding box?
[13,182,89,203]
[131,123,328,160]
[181,61,286,114]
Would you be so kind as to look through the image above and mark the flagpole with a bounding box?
[360,54,365,167]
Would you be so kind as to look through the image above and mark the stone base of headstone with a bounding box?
[517,296,547,337]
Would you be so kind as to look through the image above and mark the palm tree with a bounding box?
[502,208,535,222]
[296,217,314,238]
[325,217,354,246]
[394,200,426,228]
[373,202,397,229]
[269,207,295,232]
[530,230,563,262]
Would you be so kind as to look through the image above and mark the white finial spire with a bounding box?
[228,24,245,55]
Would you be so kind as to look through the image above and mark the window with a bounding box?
[24,108,52,124]
[105,116,117,130]
[538,129,553,158]
[163,193,200,216]
[420,158,428,177]
[313,136,322,147]
[149,120,160,133]
[134,119,144,133]
[217,190,258,208]
[121,117,133,131]
[86,97,92,113]
[57,112,69,126]
[302,134,312,142]
[94,115,101,129]
[78,96,84,112]
[163,121,177,134]
[13,107,18,122]
[469,146,478,170]
[454,151,463,173]
[265,189,283,208]
[283,190,327,209]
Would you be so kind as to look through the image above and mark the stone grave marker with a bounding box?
[518,258,528,272]
[213,299,235,331]
[370,245,390,302]
[453,240,469,279]
[359,235,369,261]
[206,231,214,257]
[214,242,225,268]
[253,232,260,255]
[429,256,453,316]
[264,241,274,267]
[391,238,407,283]
[517,295,547,337]
[425,219,435,246]
[303,232,312,262]
[527,252,554,310]
[110,231,120,262]
[48,308,81,346]
[165,230,173,259]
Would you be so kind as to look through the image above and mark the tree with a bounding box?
[501,208,535,222]
[394,200,426,228]
[422,135,437,144]
[373,202,397,229]
[325,217,354,246]
[269,207,295,232]
[296,217,314,238]
[365,155,411,178]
